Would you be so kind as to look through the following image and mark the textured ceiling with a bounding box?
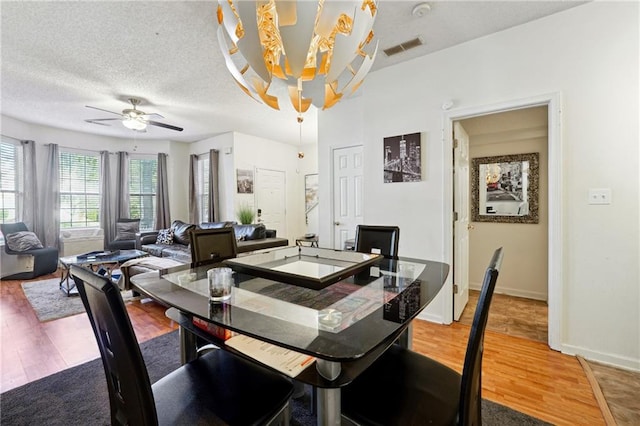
[0,1,584,144]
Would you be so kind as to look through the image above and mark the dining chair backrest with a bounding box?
[71,265,157,426]
[458,247,503,425]
[189,227,238,266]
[355,225,400,258]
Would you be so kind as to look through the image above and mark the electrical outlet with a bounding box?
[588,188,611,205]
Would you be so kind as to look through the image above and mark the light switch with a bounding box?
[588,188,611,205]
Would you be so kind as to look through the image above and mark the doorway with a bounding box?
[455,106,549,342]
[255,168,286,239]
[444,93,562,350]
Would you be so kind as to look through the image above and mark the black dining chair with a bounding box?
[189,227,238,266]
[71,265,293,426]
[354,225,400,258]
[342,247,504,426]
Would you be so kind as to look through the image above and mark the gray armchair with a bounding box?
[108,218,140,250]
[0,222,58,280]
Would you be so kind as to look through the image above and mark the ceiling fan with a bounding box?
[85,98,183,132]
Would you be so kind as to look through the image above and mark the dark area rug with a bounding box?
[21,278,135,322]
[0,331,550,425]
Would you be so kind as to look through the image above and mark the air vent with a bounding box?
[383,37,424,57]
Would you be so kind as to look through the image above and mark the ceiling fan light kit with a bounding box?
[216,0,379,122]
[122,117,147,131]
[85,97,183,132]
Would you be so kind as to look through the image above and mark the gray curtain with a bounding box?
[42,144,60,249]
[100,151,114,248]
[20,140,42,239]
[188,154,198,224]
[115,151,130,219]
[155,153,171,229]
[208,149,219,222]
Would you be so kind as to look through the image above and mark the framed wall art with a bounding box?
[304,174,318,213]
[471,152,539,224]
[236,169,254,194]
[383,132,421,183]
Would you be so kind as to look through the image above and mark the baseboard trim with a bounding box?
[563,343,640,372]
[470,281,547,301]
[417,311,445,324]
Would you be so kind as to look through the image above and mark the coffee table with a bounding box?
[59,249,148,296]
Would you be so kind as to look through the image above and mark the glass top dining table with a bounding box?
[131,247,449,425]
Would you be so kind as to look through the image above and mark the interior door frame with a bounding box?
[442,92,563,351]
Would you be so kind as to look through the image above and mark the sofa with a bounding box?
[135,219,288,263]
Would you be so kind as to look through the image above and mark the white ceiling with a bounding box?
[1,1,584,145]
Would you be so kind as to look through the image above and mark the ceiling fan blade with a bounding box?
[85,105,123,116]
[147,120,184,132]
[85,118,120,126]
[140,113,164,119]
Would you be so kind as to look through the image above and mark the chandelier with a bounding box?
[216,0,379,122]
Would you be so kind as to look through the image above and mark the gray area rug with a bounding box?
[0,331,551,426]
[21,278,136,322]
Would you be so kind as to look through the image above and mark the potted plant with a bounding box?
[237,203,255,224]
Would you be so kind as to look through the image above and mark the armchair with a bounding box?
[0,222,58,280]
[108,218,140,250]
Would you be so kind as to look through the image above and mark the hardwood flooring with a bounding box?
[0,271,176,393]
[460,289,548,343]
[459,289,640,425]
[1,272,636,426]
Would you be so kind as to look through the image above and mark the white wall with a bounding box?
[191,131,313,244]
[317,2,639,370]
[318,95,364,248]
[233,132,307,243]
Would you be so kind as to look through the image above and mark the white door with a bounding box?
[453,122,471,320]
[255,168,286,239]
[332,146,364,249]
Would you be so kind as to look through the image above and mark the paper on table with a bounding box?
[226,334,316,378]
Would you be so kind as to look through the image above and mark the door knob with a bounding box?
[334,221,340,226]
[467,224,475,230]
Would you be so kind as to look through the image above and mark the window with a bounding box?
[0,138,23,225]
[59,151,100,228]
[129,157,157,230]
[197,154,210,222]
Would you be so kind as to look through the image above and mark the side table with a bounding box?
[295,236,319,248]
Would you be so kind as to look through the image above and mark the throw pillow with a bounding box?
[156,228,174,245]
[114,221,140,241]
[5,231,44,252]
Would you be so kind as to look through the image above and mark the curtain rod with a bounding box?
[196,149,219,157]
[41,143,167,156]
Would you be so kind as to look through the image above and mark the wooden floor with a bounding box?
[0,271,176,393]
[0,271,625,426]
[460,289,548,343]
[459,289,640,425]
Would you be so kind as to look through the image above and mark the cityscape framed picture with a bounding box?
[383,132,421,183]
